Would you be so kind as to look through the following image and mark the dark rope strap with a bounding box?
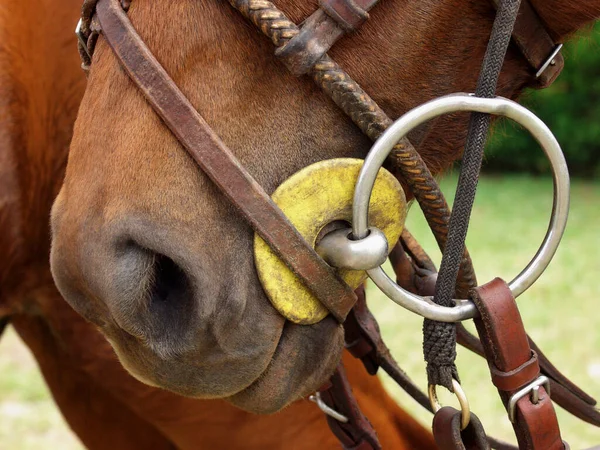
[424,0,522,390]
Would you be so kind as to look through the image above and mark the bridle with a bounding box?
[75,0,599,448]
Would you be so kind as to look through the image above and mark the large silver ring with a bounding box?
[353,94,570,322]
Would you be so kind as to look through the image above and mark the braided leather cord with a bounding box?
[424,0,521,390]
[228,0,477,298]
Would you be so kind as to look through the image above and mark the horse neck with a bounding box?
[0,0,85,298]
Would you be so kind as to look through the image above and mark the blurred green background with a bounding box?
[2,175,599,448]
[1,23,599,450]
[485,22,600,177]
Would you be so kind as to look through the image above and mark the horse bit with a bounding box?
[76,0,599,448]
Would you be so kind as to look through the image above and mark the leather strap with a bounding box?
[320,364,381,450]
[278,0,563,83]
[472,279,566,450]
[94,0,357,323]
[402,233,600,428]
[490,0,564,88]
[390,230,438,297]
[433,407,490,450]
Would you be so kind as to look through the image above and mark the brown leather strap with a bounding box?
[320,364,381,450]
[528,340,600,426]
[489,351,540,392]
[94,0,357,322]
[433,407,490,450]
[490,0,564,88]
[472,279,566,450]
[390,230,438,297]
[279,0,562,83]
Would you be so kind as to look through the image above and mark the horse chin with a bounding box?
[226,317,344,414]
[101,308,344,414]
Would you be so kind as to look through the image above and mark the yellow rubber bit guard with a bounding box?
[254,158,407,325]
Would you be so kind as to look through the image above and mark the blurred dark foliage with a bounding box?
[485,22,600,177]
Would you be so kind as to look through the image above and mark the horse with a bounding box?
[50,0,600,416]
[0,0,436,448]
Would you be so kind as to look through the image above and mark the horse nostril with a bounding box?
[151,254,190,304]
[144,252,196,335]
[113,240,197,346]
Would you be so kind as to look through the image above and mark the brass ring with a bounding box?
[428,379,471,430]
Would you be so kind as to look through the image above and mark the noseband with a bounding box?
[75,0,599,448]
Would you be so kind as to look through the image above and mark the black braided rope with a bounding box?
[424,0,522,390]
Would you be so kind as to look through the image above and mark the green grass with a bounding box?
[0,328,84,450]
[369,174,600,448]
[0,175,598,448]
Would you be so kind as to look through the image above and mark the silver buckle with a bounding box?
[75,19,90,58]
[536,44,563,79]
[309,392,349,423]
[508,375,551,423]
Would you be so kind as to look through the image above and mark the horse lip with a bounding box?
[226,317,344,414]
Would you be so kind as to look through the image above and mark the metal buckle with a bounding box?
[536,44,563,79]
[75,19,90,58]
[508,375,551,423]
[309,392,349,423]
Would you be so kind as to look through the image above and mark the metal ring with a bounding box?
[315,226,389,270]
[429,380,471,430]
[353,93,570,322]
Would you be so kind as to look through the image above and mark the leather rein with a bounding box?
[76,0,599,449]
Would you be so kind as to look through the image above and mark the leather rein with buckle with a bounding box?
[75,0,599,449]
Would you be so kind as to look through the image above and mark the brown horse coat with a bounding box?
[0,0,435,448]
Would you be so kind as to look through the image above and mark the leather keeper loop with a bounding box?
[490,350,540,392]
[345,338,374,360]
[319,0,369,31]
[275,9,344,76]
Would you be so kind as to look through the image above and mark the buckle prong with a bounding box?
[75,19,91,58]
[309,392,349,423]
[536,44,563,79]
[508,375,551,423]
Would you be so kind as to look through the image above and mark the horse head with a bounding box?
[50,0,600,414]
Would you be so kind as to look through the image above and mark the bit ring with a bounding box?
[353,93,570,322]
